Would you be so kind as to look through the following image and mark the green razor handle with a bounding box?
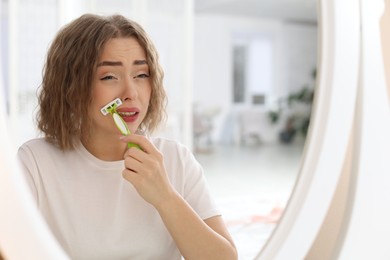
[112,112,141,149]
[101,98,141,149]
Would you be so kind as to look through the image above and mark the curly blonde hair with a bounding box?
[37,14,167,150]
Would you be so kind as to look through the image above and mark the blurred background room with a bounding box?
[0,0,317,258]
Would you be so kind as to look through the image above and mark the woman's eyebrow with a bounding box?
[97,60,147,67]
[133,60,147,65]
[97,61,122,67]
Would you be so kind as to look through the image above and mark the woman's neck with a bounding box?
[81,132,127,161]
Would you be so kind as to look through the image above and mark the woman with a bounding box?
[18,14,237,260]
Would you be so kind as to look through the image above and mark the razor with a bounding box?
[101,98,140,149]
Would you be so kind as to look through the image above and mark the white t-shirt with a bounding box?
[17,137,220,260]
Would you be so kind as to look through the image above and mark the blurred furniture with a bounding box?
[193,106,220,152]
[237,108,283,145]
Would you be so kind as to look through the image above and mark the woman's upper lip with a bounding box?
[116,107,140,113]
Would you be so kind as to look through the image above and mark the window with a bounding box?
[233,45,247,103]
[232,34,274,106]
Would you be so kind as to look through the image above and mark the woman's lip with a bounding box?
[116,107,140,123]
[117,107,140,113]
[121,113,139,123]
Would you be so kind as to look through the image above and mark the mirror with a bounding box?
[3,1,390,259]
[0,0,317,259]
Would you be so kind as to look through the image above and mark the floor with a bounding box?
[194,141,304,260]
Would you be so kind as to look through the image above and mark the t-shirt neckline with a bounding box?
[75,141,124,170]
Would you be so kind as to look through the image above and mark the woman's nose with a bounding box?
[123,78,138,101]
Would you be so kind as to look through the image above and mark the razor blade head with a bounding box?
[100,98,123,115]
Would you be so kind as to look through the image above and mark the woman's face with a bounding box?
[89,37,152,138]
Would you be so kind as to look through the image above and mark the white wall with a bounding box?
[284,22,318,94]
[2,2,317,149]
[193,14,317,144]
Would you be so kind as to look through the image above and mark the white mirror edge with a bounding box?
[257,0,361,258]
[0,3,67,258]
[335,0,390,259]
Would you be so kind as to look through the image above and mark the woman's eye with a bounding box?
[101,75,116,80]
[134,73,150,79]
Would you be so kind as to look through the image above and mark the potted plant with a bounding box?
[269,69,316,143]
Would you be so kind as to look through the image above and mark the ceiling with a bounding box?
[194,0,318,24]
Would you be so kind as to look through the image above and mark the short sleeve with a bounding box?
[17,144,40,206]
[181,147,221,220]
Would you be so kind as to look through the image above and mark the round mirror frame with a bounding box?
[258,0,390,259]
[1,0,390,259]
